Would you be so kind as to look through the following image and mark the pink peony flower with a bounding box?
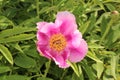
[36,11,88,68]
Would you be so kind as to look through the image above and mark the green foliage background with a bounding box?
[0,0,120,80]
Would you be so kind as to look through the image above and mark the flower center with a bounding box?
[49,33,67,51]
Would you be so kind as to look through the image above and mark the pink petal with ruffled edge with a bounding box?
[37,22,59,37]
[68,39,88,62]
[37,42,51,59]
[55,11,77,35]
[47,49,70,68]
[37,31,49,45]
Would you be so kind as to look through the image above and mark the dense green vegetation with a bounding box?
[0,0,120,80]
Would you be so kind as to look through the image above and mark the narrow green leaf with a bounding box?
[112,30,120,42]
[88,43,104,48]
[87,51,102,63]
[0,44,13,65]
[72,73,82,80]
[78,65,84,80]
[67,61,79,77]
[10,43,24,53]
[0,16,14,27]
[0,34,35,43]
[1,75,30,80]
[0,27,36,38]
[81,61,96,80]
[94,0,105,10]
[110,55,117,79]
[79,21,90,35]
[72,64,84,80]
[99,15,114,44]
[105,4,115,11]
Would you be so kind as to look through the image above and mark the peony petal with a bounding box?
[55,11,77,35]
[68,39,88,62]
[48,49,70,68]
[71,30,82,48]
[37,22,48,29]
[65,30,82,49]
[37,31,49,45]
[38,22,60,37]
[37,42,51,59]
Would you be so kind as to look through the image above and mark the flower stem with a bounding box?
[43,60,51,77]
[30,74,42,79]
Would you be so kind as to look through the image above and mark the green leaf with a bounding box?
[0,34,35,43]
[0,27,36,38]
[18,17,40,27]
[79,21,90,35]
[0,75,30,80]
[0,44,13,65]
[72,65,84,80]
[105,3,115,11]
[100,15,108,35]
[87,51,102,63]
[0,66,11,73]
[67,61,79,77]
[104,66,115,80]
[86,12,96,32]
[88,43,104,48]
[110,55,117,79]
[96,62,104,79]
[0,16,14,29]
[112,29,120,42]
[10,43,23,53]
[49,64,64,78]
[14,53,36,68]
[81,61,96,80]
[37,77,53,80]
[72,73,82,80]
[25,45,40,58]
[94,0,105,10]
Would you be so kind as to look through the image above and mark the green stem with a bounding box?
[30,74,42,79]
[36,0,39,18]
[43,60,51,77]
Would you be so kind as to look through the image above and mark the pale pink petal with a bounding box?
[68,39,88,62]
[65,30,82,48]
[71,30,82,48]
[37,22,48,29]
[55,11,77,35]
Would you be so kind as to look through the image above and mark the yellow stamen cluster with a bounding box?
[49,33,67,52]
